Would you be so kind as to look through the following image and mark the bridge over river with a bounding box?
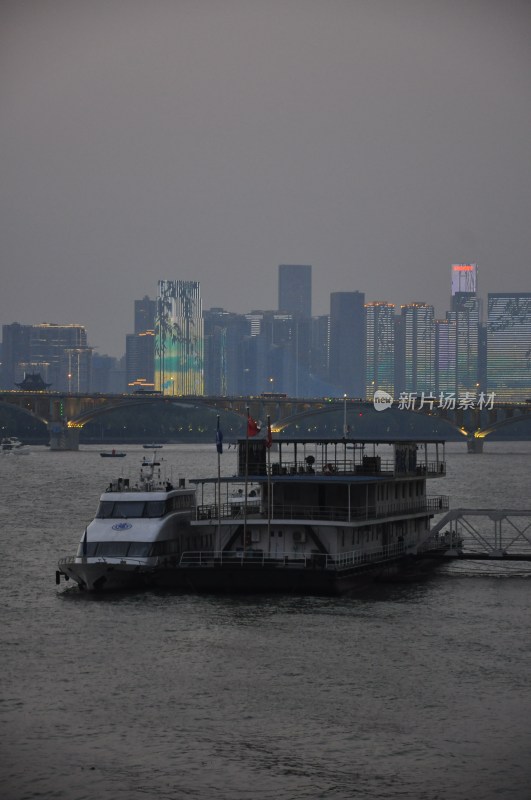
[0,391,530,450]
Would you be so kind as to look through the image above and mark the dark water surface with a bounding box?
[1,442,530,800]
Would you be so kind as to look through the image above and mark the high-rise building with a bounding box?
[399,303,435,395]
[487,293,531,401]
[328,291,366,397]
[435,318,456,395]
[203,308,248,396]
[1,323,32,389]
[126,296,156,391]
[451,263,478,301]
[365,302,395,398]
[126,331,155,391]
[434,264,480,396]
[310,315,330,385]
[278,264,312,318]
[155,280,204,395]
[134,295,156,334]
[1,322,92,391]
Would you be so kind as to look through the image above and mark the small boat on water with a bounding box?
[57,435,454,594]
[100,449,127,458]
[143,443,164,449]
[1,436,31,455]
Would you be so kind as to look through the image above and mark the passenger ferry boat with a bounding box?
[57,436,451,594]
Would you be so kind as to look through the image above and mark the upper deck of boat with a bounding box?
[193,437,447,485]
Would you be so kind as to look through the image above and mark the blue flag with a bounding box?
[216,419,223,454]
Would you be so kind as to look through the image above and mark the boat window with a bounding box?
[96,501,115,519]
[111,501,146,518]
[76,542,99,557]
[96,541,130,557]
[128,542,151,557]
[145,501,166,518]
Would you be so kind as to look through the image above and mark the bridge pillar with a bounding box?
[48,423,80,451]
[467,437,484,454]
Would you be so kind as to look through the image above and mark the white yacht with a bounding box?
[57,457,195,591]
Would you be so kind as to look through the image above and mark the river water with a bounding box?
[1,441,530,800]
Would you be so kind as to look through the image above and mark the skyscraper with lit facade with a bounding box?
[434,264,480,395]
[155,280,204,395]
[487,293,531,401]
[399,303,435,394]
[365,302,395,398]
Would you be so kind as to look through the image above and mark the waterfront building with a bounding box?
[487,292,531,402]
[365,302,395,398]
[155,280,204,395]
[328,291,366,397]
[399,303,435,395]
[278,264,312,318]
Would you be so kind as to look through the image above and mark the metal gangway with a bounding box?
[423,508,531,560]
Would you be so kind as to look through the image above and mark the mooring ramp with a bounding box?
[428,508,531,559]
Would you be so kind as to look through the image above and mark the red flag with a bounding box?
[265,421,272,448]
[247,415,260,437]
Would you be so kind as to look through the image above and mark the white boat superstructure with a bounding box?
[57,457,195,591]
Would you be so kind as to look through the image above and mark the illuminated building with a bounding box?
[365,302,395,398]
[451,263,477,299]
[434,264,480,395]
[155,280,204,395]
[399,303,435,394]
[487,293,531,401]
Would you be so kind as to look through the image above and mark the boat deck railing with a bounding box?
[195,495,449,523]
[259,459,445,478]
[179,539,421,571]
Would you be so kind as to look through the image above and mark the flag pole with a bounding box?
[266,415,271,545]
[244,407,249,548]
[216,415,221,556]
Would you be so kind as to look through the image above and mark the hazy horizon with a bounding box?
[2,0,530,357]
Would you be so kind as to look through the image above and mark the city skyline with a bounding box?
[1,265,530,361]
[1,1,530,358]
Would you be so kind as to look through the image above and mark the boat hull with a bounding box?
[58,559,158,592]
[59,555,414,595]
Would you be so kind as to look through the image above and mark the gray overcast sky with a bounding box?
[1,0,530,358]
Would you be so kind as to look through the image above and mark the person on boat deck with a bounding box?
[165,481,174,491]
